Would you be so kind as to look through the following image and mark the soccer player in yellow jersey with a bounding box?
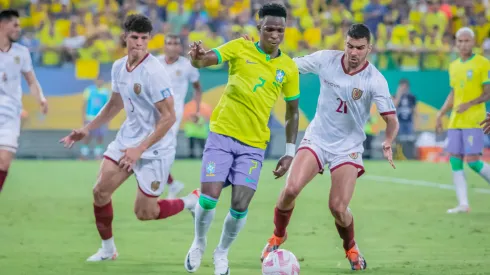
[436,27,490,214]
[184,3,300,275]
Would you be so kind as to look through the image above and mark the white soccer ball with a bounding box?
[262,249,300,275]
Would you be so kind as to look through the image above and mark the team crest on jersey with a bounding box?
[14,56,20,64]
[175,70,181,76]
[467,69,473,80]
[133,83,142,95]
[275,69,285,83]
[349,153,359,159]
[151,181,160,191]
[352,88,363,100]
[206,161,216,176]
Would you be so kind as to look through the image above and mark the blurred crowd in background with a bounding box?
[3,0,490,70]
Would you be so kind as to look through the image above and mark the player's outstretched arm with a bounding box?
[188,41,218,68]
[85,92,124,132]
[23,71,48,114]
[273,98,299,179]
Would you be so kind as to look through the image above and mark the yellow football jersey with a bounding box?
[448,54,490,129]
[210,38,300,149]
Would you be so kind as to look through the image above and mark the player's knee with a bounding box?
[283,182,302,201]
[93,184,111,206]
[230,199,249,213]
[328,199,348,217]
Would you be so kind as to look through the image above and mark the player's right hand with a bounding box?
[481,112,490,134]
[59,128,88,148]
[188,40,205,61]
[382,141,396,169]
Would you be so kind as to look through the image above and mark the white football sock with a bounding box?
[478,163,490,184]
[453,170,469,206]
[194,203,215,247]
[217,211,248,253]
[102,237,116,252]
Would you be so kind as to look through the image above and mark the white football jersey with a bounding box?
[0,43,33,117]
[294,50,396,155]
[157,55,199,116]
[111,54,176,159]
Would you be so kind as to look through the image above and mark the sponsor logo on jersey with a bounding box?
[467,69,473,80]
[14,56,20,64]
[133,83,142,95]
[206,161,216,176]
[151,181,160,191]
[323,79,340,88]
[349,152,359,159]
[352,88,363,100]
[175,70,181,76]
[275,69,285,83]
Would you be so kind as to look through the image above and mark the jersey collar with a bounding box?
[254,41,281,61]
[459,53,475,63]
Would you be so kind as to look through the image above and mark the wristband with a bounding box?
[285,143,296,157]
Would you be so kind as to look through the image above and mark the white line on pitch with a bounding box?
[364,175,490,194]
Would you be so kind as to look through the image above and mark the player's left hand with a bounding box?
[273,155,293,179]
[119,147,143,172]
[382,141,396,169]
[480,112,490,134]
[456,102,471,113]
[40,98,48,115]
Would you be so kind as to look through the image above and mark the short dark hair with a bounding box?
[347,23,371,43]
[123,14,153,34]
[0,9,19,22]
[165,34,181,43]
[258,3,287,19]
[399,78,410,86]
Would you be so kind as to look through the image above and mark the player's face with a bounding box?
[164,38,182,58]
[1,17,21,42]
[125,31,150,56]
[456,33,474,56]
[258,16,286,52]
[345,36,371,68]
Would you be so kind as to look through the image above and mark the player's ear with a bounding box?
[367,43,373,54]
[256,24,261,32]
[120,33,127,48]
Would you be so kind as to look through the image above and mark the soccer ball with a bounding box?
[262,249,300,275]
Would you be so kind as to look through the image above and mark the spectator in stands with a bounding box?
[80,74,110,160]
[364,0,387,37]
[394,79,417,139]
[62,21,86,63]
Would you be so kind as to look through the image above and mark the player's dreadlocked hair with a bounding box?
[123,14,153,34]
[0,9,19,22]
[347,24,372,43]
[258,3,287,19]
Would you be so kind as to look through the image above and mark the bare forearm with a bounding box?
[29,81,45,103]
[84,103,120,131]
[285,104,299,144]
[383,115,399,144]
[438,91,454,115]
[468,86,490,106]
[138,114,176,151]
[193,85,202,113]
[191,50,218,68]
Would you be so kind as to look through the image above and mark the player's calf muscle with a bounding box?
[0,150,13,171]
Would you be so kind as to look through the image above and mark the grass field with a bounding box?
[1,160,490,275]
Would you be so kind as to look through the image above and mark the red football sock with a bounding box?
[335,218,356,250]
[157,199,184,219]
[0,170,7,192]
[94,201,113,240]
[167,174,174,185]
[273,207,294,238]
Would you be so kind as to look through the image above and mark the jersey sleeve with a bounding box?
[21,47,33,73]
[292,50,324,74]
[372,76,396,115]
[111,61,120,93]
[187,62,200,83]
[480,58,490,85]
[148,70,174,104]
[83,89,90,100]
[212,38,244,64]
[283,63,300,101]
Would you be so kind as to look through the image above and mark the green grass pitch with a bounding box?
[1,160,490,275]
